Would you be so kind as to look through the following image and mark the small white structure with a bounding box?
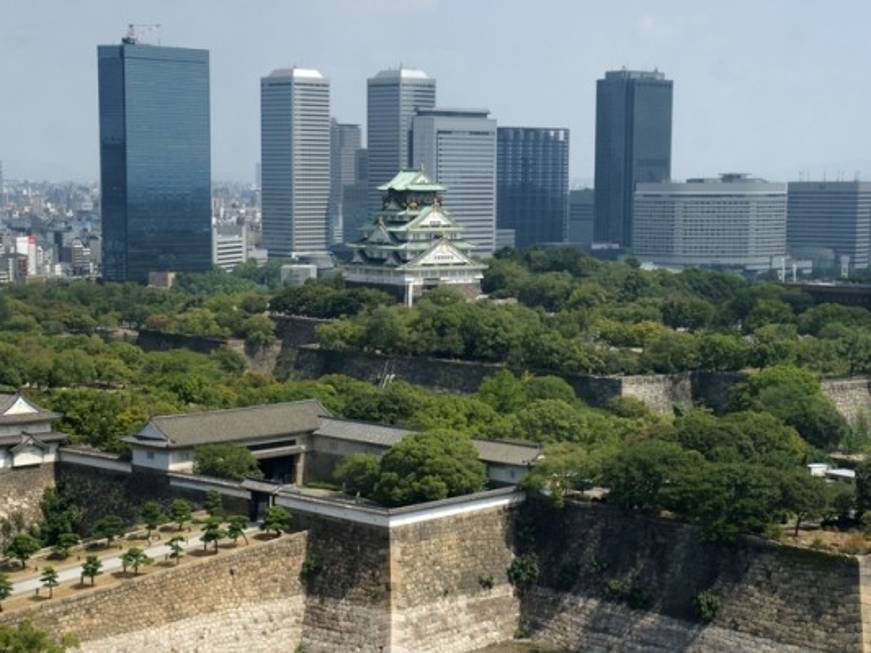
[0,394,67,469]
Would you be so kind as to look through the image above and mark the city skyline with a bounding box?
[2,1,871,183]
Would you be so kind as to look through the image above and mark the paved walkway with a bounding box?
[11,526,258,597]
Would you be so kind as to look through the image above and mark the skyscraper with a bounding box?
[367,67,436,214]
[497,127,569,248]
[594,69,673,248]
[261,68,331,258]
[97,38,212,282]
[412,108,497,255]
[342,149,369,245]
[787,182,871,271]
[567,188,595,246]
[329,120,362,245]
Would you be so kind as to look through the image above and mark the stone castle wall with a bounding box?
[0,532,309,651]
[0,462,55,528]
[389,505,519,653]
[523,501,865,653]
[821,377,871,425]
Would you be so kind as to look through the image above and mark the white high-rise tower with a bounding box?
[366,67,436,215]
[261,68,331,257]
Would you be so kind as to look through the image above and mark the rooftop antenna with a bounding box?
[123,23,162,45]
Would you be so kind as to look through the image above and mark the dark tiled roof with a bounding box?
[0,393,62,425]
[134,400,330,448]
[314,417,541,467]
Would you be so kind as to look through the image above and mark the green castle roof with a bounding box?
[377,168,446,193]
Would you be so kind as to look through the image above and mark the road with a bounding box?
[11,526,257,596]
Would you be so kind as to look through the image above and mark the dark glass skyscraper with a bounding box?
[497,127,569,248]
[98,40,212,282]
[594,69,672,248]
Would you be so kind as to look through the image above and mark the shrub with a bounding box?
[626,584,655,610]
[507,553,540,590]
[694,590,720,623]
[194,443,263,481]
[300,555,324,582]
[478,574,495,590]
[603,578,627,602]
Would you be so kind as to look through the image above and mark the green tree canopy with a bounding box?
[193,443,264,481]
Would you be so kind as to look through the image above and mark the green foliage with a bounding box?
[0,621,77,651]
[0,573,11,609]
[51,532,79,559]
[120,547,153,574]
[300,555,324,582]
[507,553,540,590]
[522,442,603,509]
[372,430,486,507]
[200,517,227,552]
[170,499,193,531]
[730,365,848,450]
[38,488,81,546]
[194,443,264,481]
[260,506,291,536]
[227,516,248,544]
[81,555,103,586]
[203,490,224,517]
[91,515,124,545]
[39,566,59,597]
[6,533,40,568]
[140,500,167,538]
[694,590,720,623]
[333,453,380,497]
[478,574,495,590]
[167,536,186,564]
[270,280,394,318]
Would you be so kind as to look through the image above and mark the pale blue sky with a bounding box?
[2,0,870,184]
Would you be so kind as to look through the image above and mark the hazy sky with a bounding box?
[2,0,870,184]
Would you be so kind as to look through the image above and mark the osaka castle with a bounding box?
[343,169,486,304]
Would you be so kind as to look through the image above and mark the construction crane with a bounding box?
[122,23,161,45]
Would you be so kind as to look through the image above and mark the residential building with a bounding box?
[568,188,595,246]
[344,168,486,304]
[212,223,247,271]
[411,108,497,255]
[787,181,871,271]
[632,174,787,271]
[97,38,212,282]
[261,68,331,257]
[329,121,362,245]
[594,69,673,247]
[496,127,569,248]
[367,67,436,214]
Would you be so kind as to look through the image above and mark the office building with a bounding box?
[212,223,248,271]
[342,148,370,245]
[787,182,871,271]
[261,68,331,257]
[367,67,436,214]
[412,108,497,255]
[632,174,786,271]
[97,38,212,282]
[329,121,363,245]
[594,69,673,247]
[496,127,569,249]
[568,188,595,246]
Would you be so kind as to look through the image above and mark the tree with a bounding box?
[697,333,751,372]
[80,556,103,586]
[0,573,11,612]
[477,370,527,414]
[40,566,59,599]
[91,515,124,547]
[51,532,79,559]
[333,453,380,497]
[372,430,486,507]
[523,375,577,405]
[120,547,152,575]
[0,621,76,652]
[167,536,186,565]
[170,499,193,531]
[639,331,699,373]
[521,442,600,509]
[38,488,82,547]
[6,533,40,569]
[193,443,264,481]
[602,440,701,515]
[260,506,291,537]
[203,490,224,518]
[779,471,829,537]
[227,515,249,545]
[200,517,226,552]
[140,500,167,540]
